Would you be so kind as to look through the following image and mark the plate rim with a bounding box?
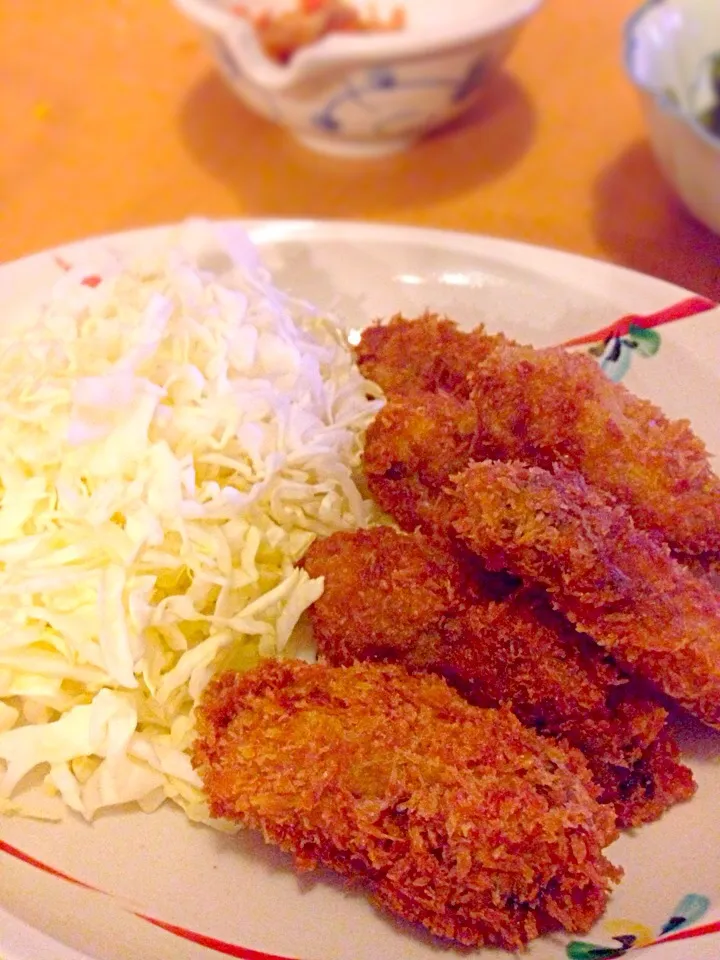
[0,217,696,307]
[0,217,714,960]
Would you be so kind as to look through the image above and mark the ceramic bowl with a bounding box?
[624,0,720,234]
[173,0,543,157]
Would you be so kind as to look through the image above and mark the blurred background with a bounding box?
[2,0,719,297]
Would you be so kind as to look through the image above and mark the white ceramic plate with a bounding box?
[0,221,719,960]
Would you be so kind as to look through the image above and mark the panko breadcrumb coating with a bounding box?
[303,527,695,826]
[355,312,510,399]
[194,659,620,950]
[453,460,720,729]
[358,314,720,561]
[467,343,720,557]
[363,392,479,533]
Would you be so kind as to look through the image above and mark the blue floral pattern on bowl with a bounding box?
[311,57,487,138]
[175,0,539,154]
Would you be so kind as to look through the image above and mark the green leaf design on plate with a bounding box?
[660,893,711,933]
[626,324,661,357]
[566,942,627,959]
[600,343,632,382]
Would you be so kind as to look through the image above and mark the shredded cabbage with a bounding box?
[0,220,383,824]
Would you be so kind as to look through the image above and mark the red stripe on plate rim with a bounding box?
[2,837,719,956]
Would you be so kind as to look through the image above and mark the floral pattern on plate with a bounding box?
[561,295,716,382]
[566,894,713,958]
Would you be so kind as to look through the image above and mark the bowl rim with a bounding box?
[174,0,544,83]
[623,0,720,151]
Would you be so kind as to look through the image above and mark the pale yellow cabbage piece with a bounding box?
[0,221,382,823]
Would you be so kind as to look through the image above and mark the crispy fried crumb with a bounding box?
[359,314,720,558]
[454,460,720,730]
[194,659,620,950]
[304,527,695,826]
[468,343,720,556]
[363,392,478,532]
[356,312,510,399]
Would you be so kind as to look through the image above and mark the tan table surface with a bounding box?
[3,0,719,298]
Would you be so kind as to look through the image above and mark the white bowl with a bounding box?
[624,0,720,234]
[173,0,543,157]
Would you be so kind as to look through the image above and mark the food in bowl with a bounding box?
[172,0,544,155]
[624,0,720,234]
[233,0,405,63]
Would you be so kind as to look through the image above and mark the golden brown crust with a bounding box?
[194,659,620,950]
[363,392,477,533]
[355,312,509,399]
[590,728,697,827]
[453,460,720,729]
[360,314,720,558]
[304,527,695,826]
[468,344,720,556]
[302,526,472,665]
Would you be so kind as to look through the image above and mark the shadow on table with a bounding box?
[177,68,537,217]
[592,140,720,300]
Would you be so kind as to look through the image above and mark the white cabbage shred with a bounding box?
[0,220,383,824]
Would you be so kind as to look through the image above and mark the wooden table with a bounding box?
[3,0,719,297]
